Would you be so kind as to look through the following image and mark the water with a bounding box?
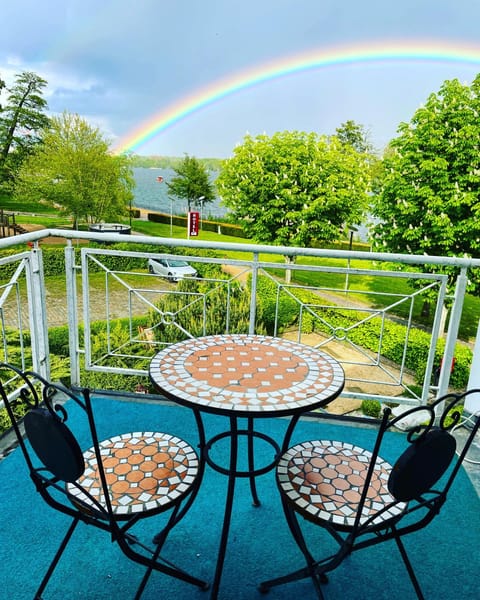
[132,167,228,218]
[133,167,370,241]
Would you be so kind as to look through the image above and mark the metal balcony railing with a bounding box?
[1,227,479,407]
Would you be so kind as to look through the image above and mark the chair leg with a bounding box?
[35,517,80,599]
[259,563,325,598]
[137,504,185,598]
[393,531,425,600]
[258,502,326,598]
[117,532,209,592]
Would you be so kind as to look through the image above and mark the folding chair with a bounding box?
[259,389,480,599]
[0,363,209,599]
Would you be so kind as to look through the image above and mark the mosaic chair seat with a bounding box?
[0,363,209,599]
[259,389,480,600]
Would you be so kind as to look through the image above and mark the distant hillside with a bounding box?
[130,154,223,171]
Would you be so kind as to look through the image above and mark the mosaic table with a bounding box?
[149,334,344,416]
[149,334,345,599]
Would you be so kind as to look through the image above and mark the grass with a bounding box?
[0,196,58,215]
[2,200,479,342]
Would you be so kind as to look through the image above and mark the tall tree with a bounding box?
[372,75,480,316]
[372,76,480,272]
[335,120,373,154]
[13,112,134,227]
[0,73,5,108]
[166,154,216,212]
[217,130,371,249]
[0,71,50,186]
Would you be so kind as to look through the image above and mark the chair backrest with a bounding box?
[23,405,85,482]
[388,390,480,500]
[351,389,480,534]
[388,426,456,502]
[0,363,114,520]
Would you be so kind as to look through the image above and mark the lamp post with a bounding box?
[156,175,171,236]
[198,196,205,230]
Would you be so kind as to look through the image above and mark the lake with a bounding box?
[133,167,370,241]
[133,167,227,218]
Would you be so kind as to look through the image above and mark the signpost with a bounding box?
[188,211,200,238]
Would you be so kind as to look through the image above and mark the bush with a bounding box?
[361,399,382,418]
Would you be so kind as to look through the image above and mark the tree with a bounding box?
[217,130,371,250]
[372,75,480,319]
[372,76,480,286]
[13,112,134,227]
[0,73,5,107]
[0,71,50,186]
[335,120,373,154]
[166,154,216,212]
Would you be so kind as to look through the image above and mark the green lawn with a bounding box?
[0,196,58,215]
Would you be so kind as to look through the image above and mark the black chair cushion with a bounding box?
[388,427,456,501]
[24,408,85,482]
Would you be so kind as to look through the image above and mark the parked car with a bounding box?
[148,257,197,282]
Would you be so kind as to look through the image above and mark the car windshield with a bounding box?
[168,260,189,267]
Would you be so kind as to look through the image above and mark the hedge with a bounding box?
[146,211,246,237]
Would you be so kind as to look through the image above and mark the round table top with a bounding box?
[149,334,344,417]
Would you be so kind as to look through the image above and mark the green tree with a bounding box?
[13,112,134,227]
[372,76,480,286]
[166,154,216,212]
[335,120,373,154]
[217,130,371,249]
[0,71,50,187]
[0,74,5,107]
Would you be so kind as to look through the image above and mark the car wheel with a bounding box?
[148,265,154,273]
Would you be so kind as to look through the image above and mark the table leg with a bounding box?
[282,413,301,452]
[247,416,261,506]
[210,415,238,599]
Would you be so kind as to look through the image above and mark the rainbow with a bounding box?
[112,39,480,154]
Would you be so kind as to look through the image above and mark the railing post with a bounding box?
[65,242,80,385]
[25,247,50,379]
[437,267,468,397]
[248,252,259,335]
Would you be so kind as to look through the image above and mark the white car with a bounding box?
[148,257,197,282]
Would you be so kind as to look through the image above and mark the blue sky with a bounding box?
[1,0,480,158]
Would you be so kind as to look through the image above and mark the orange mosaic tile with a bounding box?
[150,334,344,416]
[277,440,406,528]
[67,432,199,517]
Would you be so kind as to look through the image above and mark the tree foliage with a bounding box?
[216,130,371,249]
[335,120,374,154]
[373,76,480,263]
[0,71,50,186]
[13,112,134,227]
[166,154,216,212]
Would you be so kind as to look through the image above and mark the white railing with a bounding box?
[1,227,479,406]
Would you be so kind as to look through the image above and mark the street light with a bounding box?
[156,175,172,237]
[198,196,205,230]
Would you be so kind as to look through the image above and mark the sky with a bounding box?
[1,0,480,158]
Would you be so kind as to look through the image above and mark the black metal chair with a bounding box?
[0,363,209,599]
[259,389,480,599]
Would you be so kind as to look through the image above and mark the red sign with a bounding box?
[188,211,200,236]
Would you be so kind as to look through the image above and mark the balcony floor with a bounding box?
[1,393,479,599]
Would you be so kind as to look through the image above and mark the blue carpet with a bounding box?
[1,395,479,599]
